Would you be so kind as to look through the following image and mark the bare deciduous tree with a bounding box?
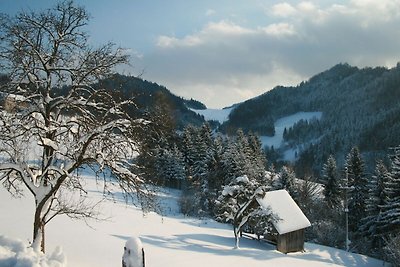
[0,1,152,252]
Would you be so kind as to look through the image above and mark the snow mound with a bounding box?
[0,235,66,267]
[122,236,144,267]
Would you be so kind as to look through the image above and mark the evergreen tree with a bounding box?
[322,155,342,209]
[221,136,246,184]
[136,91,177,185]
[275,166,298,200]
[193,123,214,214]
[182,124,198,176]
[155,145,186,188]
[206,134,226,211]
[180,124,203,214]
[360,160,389,250]
[345,147,368,233]
[247,132,267,182]
[379,147,400,236]
[180,123,216,215]
[234,129,252,176]
[220,129,267,186]
[179,126,269,218]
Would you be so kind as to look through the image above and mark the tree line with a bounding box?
[320,147,400,264]
[138,103,400,264]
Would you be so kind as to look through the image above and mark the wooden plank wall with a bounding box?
[277,229,305,253]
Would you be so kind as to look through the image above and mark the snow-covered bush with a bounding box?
[0,235,66,267]
[309,219,346,249]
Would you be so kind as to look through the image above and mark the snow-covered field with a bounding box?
[0,171,389,267]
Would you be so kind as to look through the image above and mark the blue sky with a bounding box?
[2,0,400,108]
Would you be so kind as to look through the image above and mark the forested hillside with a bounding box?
[221,63,400,175]
[95,74,206,129]
[0,73,206,130]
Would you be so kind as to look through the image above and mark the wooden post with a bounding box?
[142,248,145,267]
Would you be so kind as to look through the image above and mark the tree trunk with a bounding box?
[33,206,46,253]
[142,248,145,267]
[41,224,45,253]
[234,224,240,249]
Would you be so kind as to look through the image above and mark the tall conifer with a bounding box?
[322,155,342,209]
[345,147,368,233]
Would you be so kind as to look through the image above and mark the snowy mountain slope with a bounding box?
[222,64,400,174]
[190,108,323,162]
[260,112,322,161]
[0,173,388,267]
[260,111,322,149]
[190,107,234,123]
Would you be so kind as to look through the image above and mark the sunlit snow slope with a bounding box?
[0,170,388,267]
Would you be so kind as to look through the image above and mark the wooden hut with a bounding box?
[257,189,311,253]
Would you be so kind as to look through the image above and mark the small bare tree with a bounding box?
[0,1,152,252]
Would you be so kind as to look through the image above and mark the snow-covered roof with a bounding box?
[257,189,311,235]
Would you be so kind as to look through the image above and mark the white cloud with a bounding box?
[157,35,202,48]
[348,0,400,26]
[351,0,400,12]
[163,63,305,108]
[156,36,178,48]
[156,21,253,49]
[297,1,317,13]
[205,20,254,35]
[139,1,400,108]
[261,23,296,37]
[271,2,297,17]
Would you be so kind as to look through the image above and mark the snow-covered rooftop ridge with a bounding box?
[257,189,311,235]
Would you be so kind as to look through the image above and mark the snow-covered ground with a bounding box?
[261,111,323,161]
[191,107,234,123]
[0,171,389,267]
